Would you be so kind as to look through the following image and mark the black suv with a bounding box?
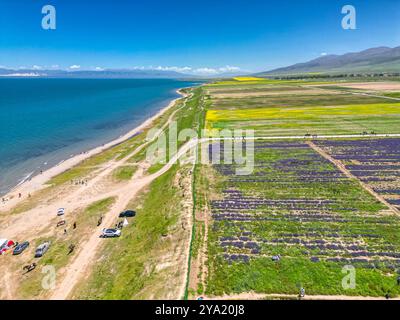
[119,210,136,218]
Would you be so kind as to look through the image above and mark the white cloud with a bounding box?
[192,67,219,75]
[32,65,42,70]
[94,67,104,71]
[131,65,242,76]
[51,64,59,69]
[321,52,327,56]
[153,66,193,73]
[69,65,81,70]
[190,66,242,75]
[218,65,241,73]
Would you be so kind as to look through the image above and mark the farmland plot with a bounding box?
[204,141,400,297]
[206,103,400,137]
[204,80,400,137]
[314,138,400,211]
[208,93,392,110]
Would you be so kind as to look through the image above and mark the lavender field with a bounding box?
[203,141,400,297]
[315,138,400,211]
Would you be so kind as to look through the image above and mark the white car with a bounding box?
[35,241,51,258]
[101,229,121,238]
[57,208,65,216]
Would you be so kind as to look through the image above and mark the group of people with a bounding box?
[362,131,377,135]
[63,222,77,235]
[2,192,31,204]
[71,179,88,186]
[115,220,124,229]
[304,133,318,138]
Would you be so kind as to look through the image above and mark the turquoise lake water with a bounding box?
[0,78,198,195]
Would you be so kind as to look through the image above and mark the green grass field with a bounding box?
[208,93,393,109]
[112,165,137,181]
[73,165,189,300]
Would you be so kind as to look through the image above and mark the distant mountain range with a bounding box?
[257,46,400,76]
[3,46,398,79]
[0,67,246,79]
[0,68,195,79]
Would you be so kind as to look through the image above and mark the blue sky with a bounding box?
[0,0,399,74]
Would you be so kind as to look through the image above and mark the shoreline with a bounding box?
[0,88,188,210]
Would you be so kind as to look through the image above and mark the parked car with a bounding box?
[0,239,15,255]
[57,208,65,216]
[101,229,121,238]
[13,241,30,255]
[119,210,136,218]
[35,241,51,258]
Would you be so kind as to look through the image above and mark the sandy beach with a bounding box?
[0,89,186,212]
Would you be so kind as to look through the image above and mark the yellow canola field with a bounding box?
[206,103,400,122]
